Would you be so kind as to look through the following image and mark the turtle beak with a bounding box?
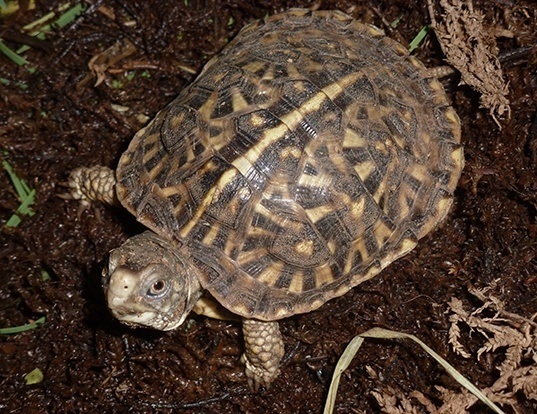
[106,267,139,309]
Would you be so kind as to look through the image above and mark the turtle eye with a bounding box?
[146,279,168,298]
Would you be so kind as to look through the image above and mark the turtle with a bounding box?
[67,8,464,390]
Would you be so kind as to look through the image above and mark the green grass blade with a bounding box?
[20,179,32,196]
[5,213,21,227]
[390,16,402,28]
[3,160,28,198]
[55,2,86,28]
[16,188,36,216]
[2,160,36,226]
[16,3,86,55]
[0,40,29,66]
[0,316,46,335]
[409,25,430,53]
[22,2,71,31]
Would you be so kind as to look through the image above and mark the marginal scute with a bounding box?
[115,9,463,321]
[451,146,464,167]
[408,55,425,70]
[365,24,384,37]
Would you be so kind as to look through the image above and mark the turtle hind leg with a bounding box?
[241,319,285,391]
[67,166,119,207]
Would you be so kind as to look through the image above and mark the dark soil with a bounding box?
[1,0,536,413]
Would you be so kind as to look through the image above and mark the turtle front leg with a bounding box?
[67,166,119,207]
[241,319,285,391]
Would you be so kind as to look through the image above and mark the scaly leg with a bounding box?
[67,166,118,208]
[241,319,284,391]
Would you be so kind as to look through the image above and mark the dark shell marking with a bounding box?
[117,9,463,320]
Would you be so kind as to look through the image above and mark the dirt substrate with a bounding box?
[1,0,536,413]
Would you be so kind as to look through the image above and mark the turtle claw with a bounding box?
[242,354,279,392]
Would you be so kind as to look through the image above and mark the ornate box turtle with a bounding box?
[68,9,463,389]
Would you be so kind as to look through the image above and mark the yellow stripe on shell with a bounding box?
[179,167,237,238]
[288,269,305,293]
[314,264,335,288]
[231,87,250,112]
[372,219,392,246]
[255,260,284,287]
[342,128,367,149]
[353,160,375,182]
[372,178,386,205]
[241,60,268,74]
[321,71,366,102]
[197,90,219,120]
[305,204,334,223]
[236,248,269,266]
[179,185,217,238]
[344,238,367,274]
[202,222,221,245]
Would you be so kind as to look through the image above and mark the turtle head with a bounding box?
[103,231,202,331]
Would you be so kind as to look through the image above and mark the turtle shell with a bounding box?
[116,9,463,321]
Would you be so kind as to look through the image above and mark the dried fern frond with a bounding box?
[427,0,511,126]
